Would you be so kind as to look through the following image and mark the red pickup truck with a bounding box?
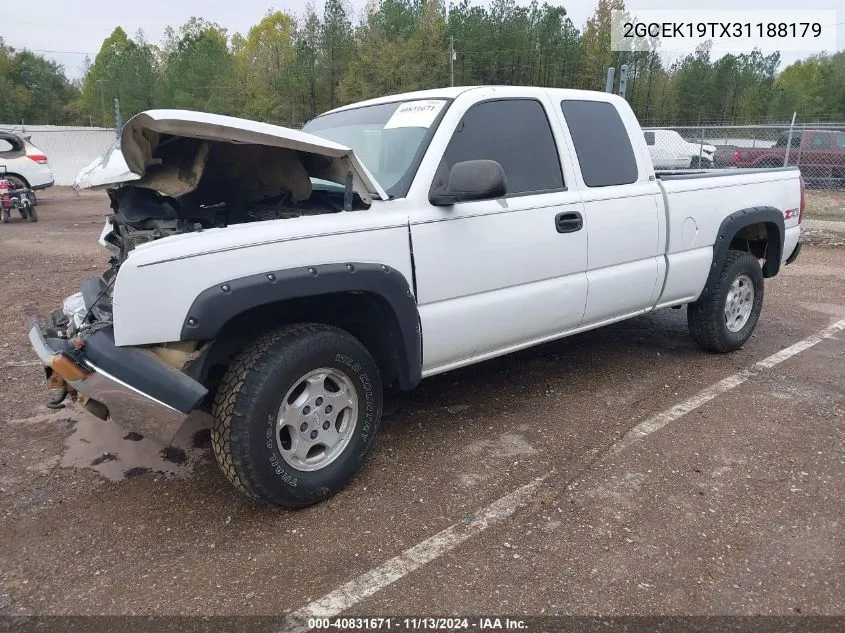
[731,129,845,185]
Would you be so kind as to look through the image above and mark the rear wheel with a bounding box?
[688,250,764,353]
[4,174,28,191]
[211,323,383,508]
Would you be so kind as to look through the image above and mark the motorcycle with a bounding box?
[0,166,37,223]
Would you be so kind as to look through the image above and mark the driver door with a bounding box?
[407,97,589,376]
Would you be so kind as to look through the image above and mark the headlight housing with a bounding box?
[61,292,87,334]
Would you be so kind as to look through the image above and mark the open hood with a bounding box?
[73,109,388,204]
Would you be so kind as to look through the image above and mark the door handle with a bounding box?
[555,211,583,233]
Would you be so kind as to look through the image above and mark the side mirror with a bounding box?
[429,159,506,206]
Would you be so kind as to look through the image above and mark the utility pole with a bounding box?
[617,64,628,100]
[114,98,122,138]
[605,67,615,93]
[449,36,455,87]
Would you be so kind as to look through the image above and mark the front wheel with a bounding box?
[211,323,383,508]
[687,250,764,353]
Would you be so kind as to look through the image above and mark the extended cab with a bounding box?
[27,87,804,508]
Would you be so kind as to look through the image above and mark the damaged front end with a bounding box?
[80,109,385,270]
[27,109,386,444]
[28,305,208,445]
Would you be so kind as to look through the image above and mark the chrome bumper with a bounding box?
[27,318,195,446]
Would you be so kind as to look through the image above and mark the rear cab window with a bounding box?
[809,133,832,149]
[561,100,638,187]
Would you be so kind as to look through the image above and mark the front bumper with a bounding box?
[27,317,207,446]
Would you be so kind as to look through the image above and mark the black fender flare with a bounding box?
[707,207,784,290]
[180,263,422,389]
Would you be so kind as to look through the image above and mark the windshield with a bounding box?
[302,99,447,198]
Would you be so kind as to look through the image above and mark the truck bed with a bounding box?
[652,166,802,310]
[655,166,793,180]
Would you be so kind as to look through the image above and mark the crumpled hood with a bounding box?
[73,109,387,204]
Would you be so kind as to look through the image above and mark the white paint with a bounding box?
[75,109,388,202]
[283,475,550,632]
[384,100,446,129]
[283,318,845,626]
[113,221,414,346]
[681,217,698,246]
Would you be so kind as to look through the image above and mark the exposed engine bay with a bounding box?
[100,136,369,267]
[61,132,372,344]
[101,182,362,266]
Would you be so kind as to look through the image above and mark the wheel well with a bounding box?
[192,291,410,401]
[728,221,781,277]
[3,173,30,187]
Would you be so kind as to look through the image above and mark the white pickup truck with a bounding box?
[28,86,803,508]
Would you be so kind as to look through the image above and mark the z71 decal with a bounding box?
[784,208,800,220]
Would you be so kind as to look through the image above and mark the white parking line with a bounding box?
[610,317,845,455]
[284,475,550,631]
[283,317,845,630]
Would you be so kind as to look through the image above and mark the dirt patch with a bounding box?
[801,219,845,247]
[805,189,845,221]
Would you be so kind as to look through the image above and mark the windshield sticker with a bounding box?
[384,100,445,129]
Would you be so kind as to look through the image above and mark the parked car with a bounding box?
[0,131,55,195]
[643,128,716,169]
[713,144,740,168]
[731,129,845,185]
[30,87,803,508]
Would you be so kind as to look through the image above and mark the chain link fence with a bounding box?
[641,123,845,192]
[3,119,844,199]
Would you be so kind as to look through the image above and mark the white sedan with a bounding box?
[0,131,55,193]
[644,129,716,169]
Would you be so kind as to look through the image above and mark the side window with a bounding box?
[644,131,655,146]
[442,99,564,195]
[775,132,801,148]
[561,100,638,187]
[837,134,845,150]
[810,133,831,149]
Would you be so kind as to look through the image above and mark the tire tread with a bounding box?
[211,323,380,507]
[688,250,763,353]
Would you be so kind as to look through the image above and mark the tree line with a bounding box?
[1,0,843,129]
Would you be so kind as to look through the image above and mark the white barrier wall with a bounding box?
[0,125,117,186]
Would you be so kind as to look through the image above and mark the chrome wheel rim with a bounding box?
[276,368,358,472]
[724,274,754,333]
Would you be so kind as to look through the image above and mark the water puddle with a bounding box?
[59,409,212,482]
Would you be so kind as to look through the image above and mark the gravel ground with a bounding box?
[802,219,845,248]
[0,189,843,623]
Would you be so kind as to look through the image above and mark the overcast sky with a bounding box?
[6,0,843,81]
